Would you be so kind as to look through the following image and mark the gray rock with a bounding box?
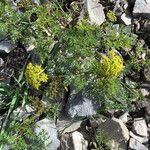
[2,145,10,150]
[133,0,150,19]
[65,90,100,118]
[119,112,129,123]
[148,123,150,132]
[62,121,82,134]
[129,138,148,150]
[121,13,132,25]
[61,133,73,150]
[130,131,149,144]
[0,58,4,66]
[12,105,36,121]
[61,131,88,150]
[32,0,40,5]
[0,40,15,53]
[113,0,124,16]
[34,118,60,150]
[132,118,148,137]
[86,0,105,25]
[25,36,48,52]
[144,67,150,82]
[99,118,129,150]
[56,119,71,133]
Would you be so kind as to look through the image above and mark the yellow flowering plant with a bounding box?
[106,10,117,22]
[101,50,124,79]
[25,63,48,90]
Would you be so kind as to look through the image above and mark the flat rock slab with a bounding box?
[0,40,15,53]
[72,131,88,150]
[129,138,148,150]
[132,118,148,137]
[34,118,60,150]
[65,93,100,118]
[130,131,149,144]
[99,118,129,150]
[133,0,150,19]
[61,131,88,150]
[86,0,105,25]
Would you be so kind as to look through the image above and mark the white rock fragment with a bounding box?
[119,112,129,123]
[129,138,148,150]
[0,40,15,53]
[0,58,4,66]
[133,0,150,18]
[26,44,35,52]
[86,0,105,25]
[12,104,35,120]
[2,144,10,150]
[121,13,132,25]
[130,131,149,144]
[72,131,88,150]
[132,118,148,137]
[141,88,149,97]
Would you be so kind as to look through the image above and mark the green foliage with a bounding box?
[0,1,147,148]
[96,129,111,150]
[29,96,59,120]
[0,0,145,113]
[17,0,36,8]
[44,76,66,100]
[46,20,139,110]
[0,71,28,129]
[47,21,102,91]
[0,69,30,149]
[0,1,63,61]
[125,40,149,72]
[0,118,50,150]
[101,23,137,51]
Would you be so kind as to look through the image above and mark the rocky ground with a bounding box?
[0,0,150,150]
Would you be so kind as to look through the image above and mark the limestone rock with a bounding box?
[130,131,149,144]
[0,58,4,66]
[2,145,10,150]
[132,118,148,137]
[12,105,36,121]
[65,92,100,118]
[34,118,60,150]
[99,118,129,150]
[121,13,132,25]
[62,121,82,134]
[61,131,88,150]
[86,0,105,25]
[129,138,148,150]
[119,112,129,123]
[72,131,88,150]
[65,86,100,118]
[133,0,150,19]
[61,133,73,150]
[0,40,15,53]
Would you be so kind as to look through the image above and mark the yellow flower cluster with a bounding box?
[106,10,117,22]
[25,63,48,90]
[101,50,123,78]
